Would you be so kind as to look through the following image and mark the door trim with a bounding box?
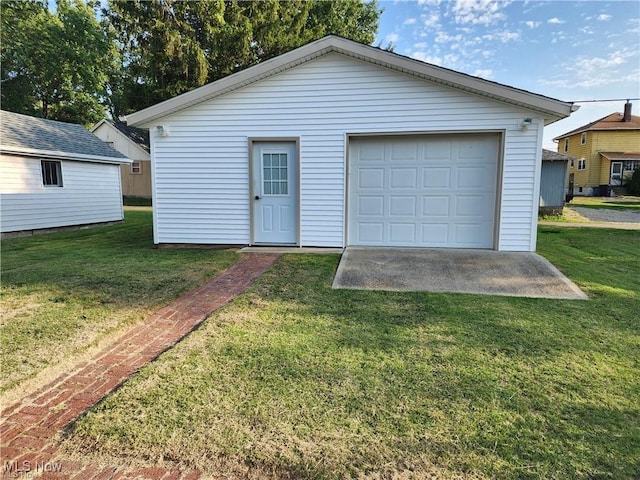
[610,161,623,186]
[248,137,300,246]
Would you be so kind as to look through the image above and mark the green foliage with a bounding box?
[626,168,640,195]
[105,0,382,117]
[0,0,117,125]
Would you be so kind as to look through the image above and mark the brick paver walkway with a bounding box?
[0,253,281,479]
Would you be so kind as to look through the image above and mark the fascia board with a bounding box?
[0,145,132,164]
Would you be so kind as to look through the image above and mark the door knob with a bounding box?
[255,195,261,200]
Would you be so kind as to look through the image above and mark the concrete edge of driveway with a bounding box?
[333,247,588,300]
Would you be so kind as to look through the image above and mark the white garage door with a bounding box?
[348,133,500,248]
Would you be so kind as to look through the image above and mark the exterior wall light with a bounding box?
[520,118,533,131]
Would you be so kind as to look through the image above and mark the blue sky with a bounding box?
[374,0,640,149]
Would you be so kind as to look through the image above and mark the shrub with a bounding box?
[626,168,640,195]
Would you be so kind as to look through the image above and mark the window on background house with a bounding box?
[131,162,141,174]
[581,132,586,145]
[578,158,586,170]
[41,160,63,186]
[564,138,569,152]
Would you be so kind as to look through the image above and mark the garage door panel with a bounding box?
[422,196,450,216]
[390,196,417,216]
[457,166,486,188]
[359,223,384,243]
[423,140,452,160]
[423,167,451,188]
[358,196,384,216]
[390,168,418,188]
[360,143,385,162]
[391,142,418,161]
[359,168,384,188]
[389,223,416,243]
[421,223,449,244]
[349,134,499,248]
[455,195,485,216]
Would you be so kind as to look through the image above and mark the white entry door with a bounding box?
[348,133,499,248]
[252,142,297,244]
[610,162,623,186]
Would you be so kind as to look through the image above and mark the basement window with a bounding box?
[581,132,587,145]
[41,160,63,187]
[131,162,141,174]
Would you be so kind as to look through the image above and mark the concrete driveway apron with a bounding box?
[333,247,587,300]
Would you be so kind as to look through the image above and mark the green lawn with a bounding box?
[59,227,639,479]
[0,210,238,394]
[569,196,640,211]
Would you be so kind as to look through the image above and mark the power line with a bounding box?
[570,98,640,103]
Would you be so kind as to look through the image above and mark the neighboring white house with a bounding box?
[91,120,151,199]
[126,35,577,251]
[0,110,131,237]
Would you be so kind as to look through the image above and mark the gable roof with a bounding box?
[554,112,640,140]
[127,35,577,127]
[1,110,130,164]
[91,119,150,154]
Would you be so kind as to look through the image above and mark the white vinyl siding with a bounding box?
[0,154,123,233]
[148,53,543,250]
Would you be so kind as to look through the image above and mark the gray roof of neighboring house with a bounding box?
[542,149,577,162]
[0,110,127,159]
[110,121,150,153]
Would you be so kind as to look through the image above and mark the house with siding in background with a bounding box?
[125,35,577,251]
[91,120,151,200]
[0,110,131,237]
[554,103,640,196]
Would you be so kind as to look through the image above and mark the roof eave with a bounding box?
[0,145,132,164]
[127,36,575,127]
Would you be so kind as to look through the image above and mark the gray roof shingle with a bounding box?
[542,149,577,162]
[1,110,127,159]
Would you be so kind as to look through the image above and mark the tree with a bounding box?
[627,168,640,196]
[0,0,117,125]
[104,0,381,117]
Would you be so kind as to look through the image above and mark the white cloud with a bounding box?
[386,33,399,43]
[597,14,612,21]
[414,42,428,49]
[435,31,463,44]
[451,0,510,26]
[483,30,520,43]
[412,51,442,65]
[548,17,565,24]
[421,12,441,28]
[573,52,627,71]
[403,18,417,26]
[540,49,638,89]
[525,20,541,28]
[417,0,441,5]
[473,68,494,79]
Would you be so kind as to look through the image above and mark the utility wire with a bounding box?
[570,98,640,103]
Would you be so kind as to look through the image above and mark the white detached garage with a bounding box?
[127,35,576,251]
